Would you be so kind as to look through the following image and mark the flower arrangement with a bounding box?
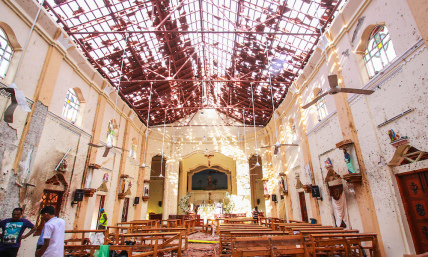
[178,194,192,214]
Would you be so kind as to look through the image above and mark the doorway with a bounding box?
[147,155,166,216]
[249,155,265,214]
[397,170,428,254]
[122,198,130,222]
[299,192,308,222]
[35,190,64,235]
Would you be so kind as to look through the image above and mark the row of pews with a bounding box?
[217,221,381,257]
[63,219,194,257]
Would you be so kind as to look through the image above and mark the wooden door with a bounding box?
[299,192,308,222]
[397,170,428,254]
[35,190,64,235]
[96,195,105,227]
[122,198,130,222]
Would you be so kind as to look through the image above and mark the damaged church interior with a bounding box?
[1,0,428,256]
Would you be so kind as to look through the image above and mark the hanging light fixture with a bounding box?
[251,83,261,168]
[142,82,153,168]
[159,109,168,178]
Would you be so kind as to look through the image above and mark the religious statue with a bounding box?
[325,157,333,168]
[121,179,126,193]
[97,173,109,192]
[144,187,149,196]
[388,129,401,142]
[343,149,356,173]
[215,201,223,214]
[125,181,132,195]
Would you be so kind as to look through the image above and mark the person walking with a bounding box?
[0,207,37,257]
[35,206,65,257]
[98,208,108,230]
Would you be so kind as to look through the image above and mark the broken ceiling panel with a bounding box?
[43,0,344,126]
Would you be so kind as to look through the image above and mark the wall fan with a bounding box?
[88,142,127,157]
[302,74,374,109]
[261,142,299,155]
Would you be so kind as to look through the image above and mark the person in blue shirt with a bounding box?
[0,208,37,257]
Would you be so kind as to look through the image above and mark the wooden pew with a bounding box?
[309,233,381,257]
[64,229,109,245]
[219,227,272,255]
[232,235,305,257]
[116,232,185,257]
[272,222,322,231]
[64,245,135,257]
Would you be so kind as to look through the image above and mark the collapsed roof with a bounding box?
[44,0,343,126]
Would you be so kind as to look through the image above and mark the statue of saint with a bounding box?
[343,149,356,173]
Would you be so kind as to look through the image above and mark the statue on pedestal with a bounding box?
[343,149,356,173]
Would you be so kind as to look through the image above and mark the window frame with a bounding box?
[0,27,14,79]
[363,25,396,78]
[62,88,81,123]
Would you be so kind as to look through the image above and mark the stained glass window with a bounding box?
[130,137,137,158]
[364,26,396,78]
[315,89,328,122]
[107,120,117,146]
[62,88,80,123]
[290,120,297,142]
[0,28,14,78]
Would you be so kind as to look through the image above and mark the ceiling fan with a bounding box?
[261,141,299,155]
[302,74,374,109]
[88,142,128,157]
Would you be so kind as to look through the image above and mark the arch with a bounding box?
[72,87,86,103]
[0,22,22,50]
[355,23,385,54]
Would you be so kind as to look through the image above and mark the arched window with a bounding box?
[62,88,80,123]
[313,88,327,122]
[289,119,297,142]
[130,137,137,158]
[363,25,396,78]
[107,120,118,146]
[0,28,14,78]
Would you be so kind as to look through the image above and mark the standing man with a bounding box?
[0,207,37,257]
[35,206,65,257]
[98,208,107,230]
[252,206,259,224]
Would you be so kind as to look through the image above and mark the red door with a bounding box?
[299,192,308,222]
[397,170,428,254]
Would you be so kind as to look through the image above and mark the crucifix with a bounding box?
[204,153,214,166]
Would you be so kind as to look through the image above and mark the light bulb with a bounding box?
[106,142,113,148]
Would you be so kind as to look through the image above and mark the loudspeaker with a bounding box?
[158,201,162,207]
[257,199,260,205]
[311,185,321,198]
[271,194,277,202]
[134,197,140,205]
[74,189,84,202]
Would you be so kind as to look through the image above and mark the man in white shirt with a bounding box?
[35,206,65,257]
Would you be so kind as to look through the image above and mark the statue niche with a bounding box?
[191,169,228,190]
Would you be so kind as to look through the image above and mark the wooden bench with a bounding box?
[115,232,185,256]
[64,229,109,245]
[309,233,381,257]
[219,227,272,255]
[231,235,305,257]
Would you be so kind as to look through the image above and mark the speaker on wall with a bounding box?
[271,194,277,202]
[311,185,321,198]
[134,197,140,206]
